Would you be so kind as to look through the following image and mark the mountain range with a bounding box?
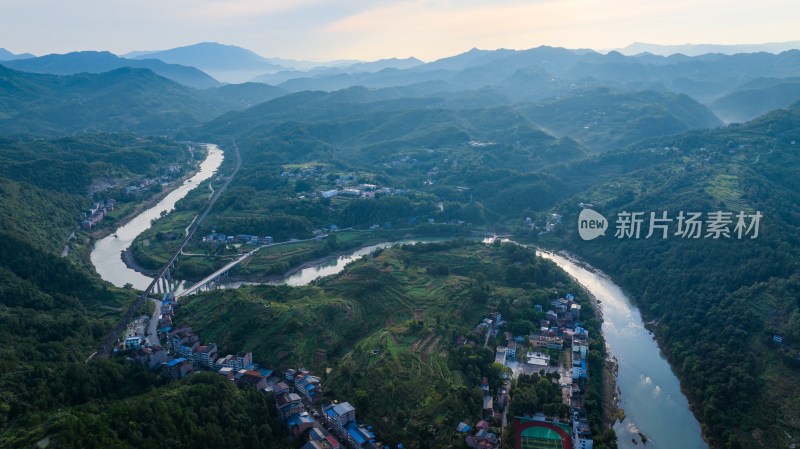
[0,48,35,60]
[1,51,220,89]
[614,41,800,56]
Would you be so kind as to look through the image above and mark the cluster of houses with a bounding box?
[202,232,274,246]
[123,163,182,195]
[122,292,392,449]
[123,176,169,194]
[269,367,391,449]
[127,316,272,386]
[524,213,563,233]
[544,214,563,233]
[281,166,325,180]
[462,294,596,449]
[81,199,116,230]
[382,155,413,168]
[319,185,404,200]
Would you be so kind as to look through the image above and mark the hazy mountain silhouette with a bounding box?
[0,48,35,60]
[2,51,220,89]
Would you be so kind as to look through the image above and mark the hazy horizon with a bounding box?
[1,0,799,61]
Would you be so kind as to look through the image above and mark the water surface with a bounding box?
[91,144,224,289]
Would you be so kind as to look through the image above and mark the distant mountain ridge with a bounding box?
[615,41,800,56]
[123,42,423,83]
[0,48,35,60]
[2,51,220,89]
[126,42,285,83]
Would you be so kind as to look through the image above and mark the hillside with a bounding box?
[174,240,609,448]
[536,103,800,448]
[2,51,220,89]
[0,134,291,448]
[0,65,226,135]
[523,88,723,152]
[709,78,800,123]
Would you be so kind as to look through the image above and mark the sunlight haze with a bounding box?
[1,0,798,60]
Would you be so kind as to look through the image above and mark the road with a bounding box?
[61,231,75,257]
[89,139,242,360]
[176,248,259,297]
[175,235,323,298]
[145,299,162,346]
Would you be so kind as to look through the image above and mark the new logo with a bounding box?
[578,209,608,240]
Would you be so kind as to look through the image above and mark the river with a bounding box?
[91,153,707,448]
[539,250,707,449]
[91,144,224,290]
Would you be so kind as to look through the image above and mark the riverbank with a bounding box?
[90,145,224,290]
[540,250,708,449]
[88,149,207,242]
[122,249,159,277]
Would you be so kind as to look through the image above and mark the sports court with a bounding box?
[515,418,572,449]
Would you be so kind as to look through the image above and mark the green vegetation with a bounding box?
[0,133,292,448]
[537,103,800,448]
[0,134,186,195]
[0,65,223,135]
[8,45,800,449]
[175,239,610,448]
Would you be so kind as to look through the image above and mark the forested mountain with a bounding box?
[0,135,290,448]
[198,87,586,170]
[2,51,220,89]
[0,65,218,134]
[0,65,264,135]
[709,78,800,123]
[247,46,800,108]
[204,82,288,109]
[523,88,722,151]
[536,102,800,448]
[128,42,286,84]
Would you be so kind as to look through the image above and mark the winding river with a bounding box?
[90,148,707,448]
[539,251,707,449]
[91,144,224,290]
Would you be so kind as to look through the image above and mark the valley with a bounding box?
[3,37,800,449]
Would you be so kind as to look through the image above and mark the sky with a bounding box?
[1,0,799,61]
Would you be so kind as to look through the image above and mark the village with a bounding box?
[121,293,389,449]
[454,290,594,449]
[118,283,594,449]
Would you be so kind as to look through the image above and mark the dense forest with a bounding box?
[535,103,800,448]
[0,136,288,448]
